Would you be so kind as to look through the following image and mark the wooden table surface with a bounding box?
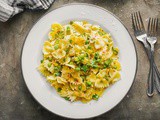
[0,0,160,120]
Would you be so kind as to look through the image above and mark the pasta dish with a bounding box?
[38,21,121,103]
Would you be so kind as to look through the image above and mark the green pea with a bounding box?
[65,49,69,53]
[54,44,59,50]
[67,26,70,31]
[96,59,101,63]
[48,63,52,67]
[57,88,62,92]
[92,94,99,100]
[104,58,113,67]
[75,67,80,71]
[78,86,82,90]
[69,39,72,43]
[78,56,84,61]
[54,72,61,76]
[81,65,88,72]
[69,62,73,65]
[55,40,59,44]
[74,57,79,62]
[86,81,92,87]
[40,60,44,63]
[48,57,52,61]
[85,40,89,45]
[54,66,58,71]
[87,46,92,49]
[64,97,70,101]
[92,64,98,69]
[94,52,99,59]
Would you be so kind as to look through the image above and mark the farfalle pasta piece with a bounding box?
[94,38,105,49]
[111,60,121,70]
[86,74,97,83]
[47,75,56,83]
[48,31,56,40]
[56,76,67,85]
[69,75,83,85]
[51,23,63,31]
[43,41,53,55]
[52,49,66,59]
[95,78,109,88]
[63,57,71,64]
[65,63,75,69]
[91,25,100,31]
[61,66,71,74]
[38,64,51,77]
[74,37,85,46]
[43,60,54,73]
[70,83,86,91]
[97,69,107,78]
[109,71,121,84]
[72,22,87,34]
[84,88,95,100]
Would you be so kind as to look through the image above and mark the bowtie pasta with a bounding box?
[38,21,121,103]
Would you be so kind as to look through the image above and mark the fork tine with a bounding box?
[132,13,139,32]
[147,18,151,36]
[151,18,154,36]
[132,13,136,32]
[138,11,145,31]
[135,12,141,30]
[155,18,158,36]
[134,13,139,31]
[147,18,159,37]
[134,12,140,31]
[153,18,156,36]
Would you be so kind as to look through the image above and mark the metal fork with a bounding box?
[131,12,160,96]
[147,18,160,93]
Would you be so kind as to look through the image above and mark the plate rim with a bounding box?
[21,3,138,119]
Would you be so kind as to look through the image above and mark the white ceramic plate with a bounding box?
[21,3,137,119]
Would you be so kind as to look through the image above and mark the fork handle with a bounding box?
[143,42,160,94]
[153,66,160,92]
[147,51,154,96]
